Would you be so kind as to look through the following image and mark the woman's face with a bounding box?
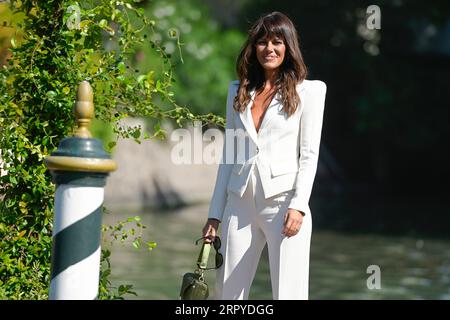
[255,35,286,73]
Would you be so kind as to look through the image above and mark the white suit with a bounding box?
[207,79,327,299]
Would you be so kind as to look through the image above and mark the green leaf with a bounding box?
[102,250,111,259]
[99,19,108,29]
[147,242,157,251]
[137,75,146,83]
[117,62,126,74]
[131,129,141,139]
[46,91,57,98]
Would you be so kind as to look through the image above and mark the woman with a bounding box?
[202,11,327,300]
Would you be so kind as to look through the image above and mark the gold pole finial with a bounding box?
[74,81,94,138]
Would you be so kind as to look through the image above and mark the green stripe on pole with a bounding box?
[50,206,102,280]
[53,171,108,187]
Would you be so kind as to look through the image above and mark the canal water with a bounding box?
[102,202,450,300]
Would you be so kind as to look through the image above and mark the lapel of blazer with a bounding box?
[239,80,307,146]
[239,89,258,145]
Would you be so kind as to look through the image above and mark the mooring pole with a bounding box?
[45,81,117,299]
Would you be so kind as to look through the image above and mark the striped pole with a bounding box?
[45,81,117,300]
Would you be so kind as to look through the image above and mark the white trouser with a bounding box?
[215,164,312,300]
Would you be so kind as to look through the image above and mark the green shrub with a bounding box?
[0,0,220,299]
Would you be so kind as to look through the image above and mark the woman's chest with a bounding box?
[233,102,301,139]
[250,94,276,133]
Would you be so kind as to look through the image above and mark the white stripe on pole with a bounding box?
[49,247,101,300]
[53,185,104,235]
[49,185,104,300]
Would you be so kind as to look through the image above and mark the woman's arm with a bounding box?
[206,81,239,222]
[288,81,327,215]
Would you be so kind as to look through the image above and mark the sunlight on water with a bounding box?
[103,203,450,300]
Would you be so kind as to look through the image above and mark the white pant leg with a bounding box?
[266,214,312,299]
[253,165,313,300]
[215,165,266,300]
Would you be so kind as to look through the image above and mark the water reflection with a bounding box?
[103,203,450,300]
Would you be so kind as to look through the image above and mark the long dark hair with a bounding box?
[234,12,307,117]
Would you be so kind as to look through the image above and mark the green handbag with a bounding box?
[179,241,211,300]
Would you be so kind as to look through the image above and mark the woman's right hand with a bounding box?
[202,218,220,243]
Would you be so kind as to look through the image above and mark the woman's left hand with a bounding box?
[282,209,304,238]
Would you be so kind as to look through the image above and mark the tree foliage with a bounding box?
[0,0,218,299]
[132,0,245,119]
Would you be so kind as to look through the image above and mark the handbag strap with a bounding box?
[196,242,211,270]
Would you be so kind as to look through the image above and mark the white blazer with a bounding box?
[208,79,327,221]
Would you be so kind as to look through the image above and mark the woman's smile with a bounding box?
[256,36,286,72]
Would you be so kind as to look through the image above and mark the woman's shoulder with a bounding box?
[297,79,327,93]
[227,80,240,96]
[229,80,240,87]
[226,80,240,98]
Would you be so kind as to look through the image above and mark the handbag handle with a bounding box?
[196,242,211,270]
